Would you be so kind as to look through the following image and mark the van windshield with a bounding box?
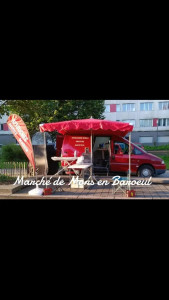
[132,142,147,153]
[122,138,147,154]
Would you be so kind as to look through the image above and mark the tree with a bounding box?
[0,100,105,136]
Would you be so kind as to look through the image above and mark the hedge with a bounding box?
[0,144,28,162]
[144,145,169,151]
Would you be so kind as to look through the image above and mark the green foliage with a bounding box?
[0,161,28,169]
[0,100,105,136]
[0,174,16,184]
[144,145,169,151]
[0,144,28,162]
[157,156,169,170]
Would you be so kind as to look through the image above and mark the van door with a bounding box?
[130,146,146,174]
[110,142,129,173]
[110,140,143,174]
[110,141,132,173]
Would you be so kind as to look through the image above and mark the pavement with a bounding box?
[0,171,169,200]
[156,170,169,178]
[0,181,169,200]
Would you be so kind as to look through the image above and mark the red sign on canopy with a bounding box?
[7,114,35,170]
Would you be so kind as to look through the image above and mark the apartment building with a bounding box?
[104,100,169,145]
[0,114,16,145]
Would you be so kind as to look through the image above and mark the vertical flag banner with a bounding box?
[7,114,35,169]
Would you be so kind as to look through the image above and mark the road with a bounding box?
[157,170,169,178]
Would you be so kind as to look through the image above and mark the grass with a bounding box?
[157,156,169,170]
[0,175,17,185]
[144,145,169,151]
[0,161,28,169]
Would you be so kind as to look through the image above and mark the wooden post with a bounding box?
[24,162,25,177]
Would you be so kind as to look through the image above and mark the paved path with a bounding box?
[1,172,169,200]
[1,182,169,199]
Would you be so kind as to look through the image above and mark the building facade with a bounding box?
[0,114,16,145]
[104,100,169,145]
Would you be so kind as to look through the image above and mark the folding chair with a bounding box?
[112,176,128,195]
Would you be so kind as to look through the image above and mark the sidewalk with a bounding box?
[1,173,169,200]
[1,182,169,199]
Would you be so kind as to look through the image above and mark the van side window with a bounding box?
[119,143,129,154]
[114,142,129,154]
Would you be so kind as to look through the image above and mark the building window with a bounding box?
[140,102,153,111]
[159,101,169,110]
[140,119,153,127]
[116,104,121,112]
[139,136,153,144]
[122,103,135,112]
[157,136,169,143]
[0,124,3,131]
[123,120,136,126]
[105,105,110,113]
[158,118,169,127]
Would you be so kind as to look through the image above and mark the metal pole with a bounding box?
[44,132,47,189]
[90,130,93,179]
[91,130,93,164]
[32,142,37,179]
[90,131,97,183]
[129,132,131,191]
[90,116,93,166]
[157,119,158,146]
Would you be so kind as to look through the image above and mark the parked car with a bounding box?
[113,139,166,177]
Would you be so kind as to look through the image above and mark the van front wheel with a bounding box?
[138,165,154,178]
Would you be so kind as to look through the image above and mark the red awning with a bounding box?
[39,119,133,137]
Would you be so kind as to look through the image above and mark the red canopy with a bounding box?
[39,119,133,137]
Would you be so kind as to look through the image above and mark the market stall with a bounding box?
[39,118,133,189]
